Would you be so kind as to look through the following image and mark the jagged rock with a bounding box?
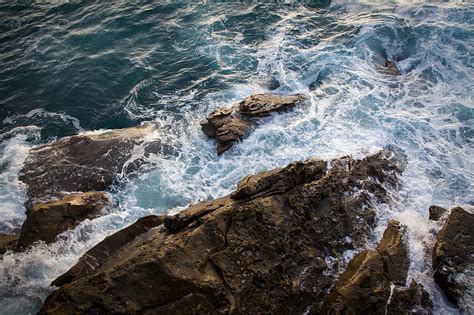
[432,206,474,309]
[0,233,19,255]
[387,280,433,315]
[429,205,447,221]
[52,215,165,287]
[19,123,159,207]
[17,192,110,249]
[40,151,402,314]
[321,220,409,315]
[200,93,307,154]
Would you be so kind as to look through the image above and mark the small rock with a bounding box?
[432,206,474,309]
[19,123,158,207]
[200,94,307,154]
[429,205,447,221]
[17,192,110,249]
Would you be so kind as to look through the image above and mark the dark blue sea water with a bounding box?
[0,1,473,314]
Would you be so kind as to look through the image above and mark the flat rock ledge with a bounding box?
[432,205,474,311]
[17,192,111,249]
[19,123,158,207]
[40,150,404,314]
[200,93,307,154]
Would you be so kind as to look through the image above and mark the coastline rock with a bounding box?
[321,220,409,314]
[387,280,433,315]
[19,123,157,207]
[432,206,474,308]
[40,150,402,314]
[200,93,307,154]
[17,192,110,249]
[0,233,19,255]
[429,205,447,221]
[52,215,165,287]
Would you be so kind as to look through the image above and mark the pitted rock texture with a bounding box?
[321,220,410,315]
[17,192,110,249]
[40,151,402,314]
[432,206,474,309]
[200,93,307,154]
[19,123,159,207]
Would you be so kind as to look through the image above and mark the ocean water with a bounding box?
[0,1,473,314]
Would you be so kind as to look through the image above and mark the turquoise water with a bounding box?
[0,1,473,314]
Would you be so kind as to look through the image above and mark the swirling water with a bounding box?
[0,1,473,314]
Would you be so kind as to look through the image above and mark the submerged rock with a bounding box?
[200,93,307,154]
[19,123,158,207]
[321,220,409,314]
[432,206,474,309]
[40,150,402,314]
[387,280,433,315]
[17,192,110,249]
[429,205,447,221]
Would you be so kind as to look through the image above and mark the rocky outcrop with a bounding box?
[40,150,402,314]
[201,93,307,154]
[429,205,447,221]
[432,206,474,309]
[0,233,19,255]
[321,220,409,314]
[17,192,110,249]
[52,215,165,287]
[387,280,433,315]
[19,123,158,207]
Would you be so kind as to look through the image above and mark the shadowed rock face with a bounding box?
[321,220,409,315]
[387,280,433,315]
[433,206,474,309]
[200,93,307,154]
[19,123,158,207]
[0,234,19,255]
[17,192,110,249]
[39,150,402,314]
[429,205,447,221]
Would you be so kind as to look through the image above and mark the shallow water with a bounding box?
[0,1,473,314]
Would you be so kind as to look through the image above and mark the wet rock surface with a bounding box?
[19,123,158,207]
[17,192,110,249]
[0,233,19,256]
[52,215,165,287]
[200,93,307,154]
[321,220,409,315]
[429,205,447,221]
[432,206,474,309]
[387,280,433,315]
[40,151,402,314]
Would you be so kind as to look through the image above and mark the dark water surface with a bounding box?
[0,1,473,314]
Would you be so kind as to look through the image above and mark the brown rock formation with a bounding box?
[17,192,110,249]
[19,123,158,207]
[39,151,402,314]
[0,233,19,255]
[200,93,307,154]
[52,215,165,287]
[321,220,409,315]
[387,280,433,315]
[432,206,474,309]
[429,205,447,221]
